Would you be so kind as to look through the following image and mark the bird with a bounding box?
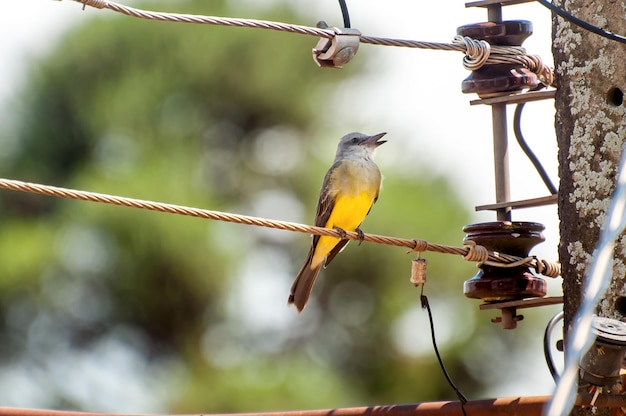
[288,131,387,312]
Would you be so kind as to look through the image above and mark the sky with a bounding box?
[0,0,562,409]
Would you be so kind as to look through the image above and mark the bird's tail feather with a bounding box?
[289,246,323,312]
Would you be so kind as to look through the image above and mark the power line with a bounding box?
[421,292,468,415]
[513,86,558,195]
[0,177,560,277]
[337,0,351,28]
[68,0,553,86]
[536,0,626,44]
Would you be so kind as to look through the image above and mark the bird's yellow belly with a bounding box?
[325,192,375,230]
[311,191,376,268]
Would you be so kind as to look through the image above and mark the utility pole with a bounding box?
[554,0,626,328]
[553,0,626,413]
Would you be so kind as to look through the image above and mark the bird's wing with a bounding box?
[308,161,342,261]
[323,239,349,267]
[314,161,341,228]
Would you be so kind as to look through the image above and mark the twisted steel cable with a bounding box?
[0,178,560,277]
[72,0,554,85]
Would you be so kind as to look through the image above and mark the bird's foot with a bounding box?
[356,228,365,245]
[333,226,347,239]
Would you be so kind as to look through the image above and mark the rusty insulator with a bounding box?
[463,221,547,302]
[458,20,538,97]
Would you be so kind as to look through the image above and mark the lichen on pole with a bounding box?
[554,0,626,322]
[553,0,626,413]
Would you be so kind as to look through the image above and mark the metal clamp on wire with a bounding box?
[312,21,361,68]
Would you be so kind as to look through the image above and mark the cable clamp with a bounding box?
[312,22,361,68]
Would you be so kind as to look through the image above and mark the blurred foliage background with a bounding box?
[0,0,560,413]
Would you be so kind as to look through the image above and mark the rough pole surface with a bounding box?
[554,1,626,412]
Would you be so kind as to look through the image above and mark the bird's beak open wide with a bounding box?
[362,132,387,147]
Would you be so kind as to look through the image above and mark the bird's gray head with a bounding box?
[335,132,387,160]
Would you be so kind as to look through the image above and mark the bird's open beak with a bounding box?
[362,132,387,147]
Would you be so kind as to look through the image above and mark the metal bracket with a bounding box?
[480,296,564,329]
[466,0,537,7]
[475,194,558,212]
[312,25,361,68]
[469,89,556,106]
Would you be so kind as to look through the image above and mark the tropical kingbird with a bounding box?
[288,132,387,312]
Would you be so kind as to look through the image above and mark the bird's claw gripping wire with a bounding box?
[312,22,361,68]
[355,228,365,245]
[333,226,348,239]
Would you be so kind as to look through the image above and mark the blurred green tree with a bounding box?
[0,0,502,413]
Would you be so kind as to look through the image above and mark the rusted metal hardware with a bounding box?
[458,2,545,221]
[469,89,556,106]
[469,91,557,219]
[457,20,537,97]
[463,221,549,329]
[312,22,361,68]
[460,3,556,222]
[480,296,563,329]
[579,317,626,388]
[458,0,539,99]
[5,392,626,416]
[6,394,626,416]
[466,0,536,7]
[0,396,551,416]
[475,194,557,212]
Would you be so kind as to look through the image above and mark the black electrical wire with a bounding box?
[421,293,468,416]
[543,310,564,383]
[338,0,351,28]
[513,91,558,195]
[536,0,626,44]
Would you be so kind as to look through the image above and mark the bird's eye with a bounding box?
[351,137,359,144]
